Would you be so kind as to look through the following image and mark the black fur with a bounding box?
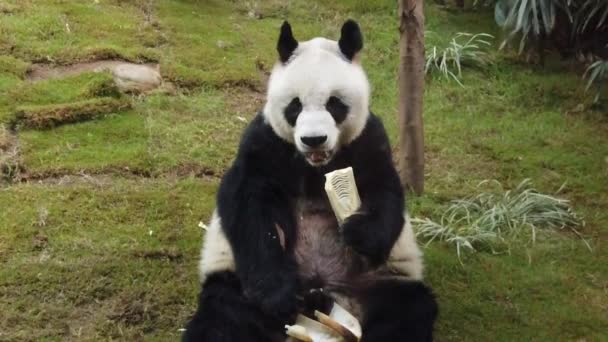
[216,115,301,322]
[360,280,438,342]
[182,272,285,342]
[284,97,302,126]
[338,19,363,61]
[301,288,334,317]
[277,21,298,63]
[184,113,437,341]
[336,115,405,266]
[325,96,349,124]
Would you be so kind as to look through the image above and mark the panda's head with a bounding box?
[263,20,370,167]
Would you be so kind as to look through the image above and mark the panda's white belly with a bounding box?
[293,199,368,292]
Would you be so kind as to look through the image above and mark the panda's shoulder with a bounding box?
[235,113,294,163]
[239,114,284,150]
[364,113,389,137]
[239,114,272,143]
[351,113,390,151]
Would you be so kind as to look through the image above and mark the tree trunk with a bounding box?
[398,0,425,195]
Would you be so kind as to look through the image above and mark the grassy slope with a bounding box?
[0,0,606,341]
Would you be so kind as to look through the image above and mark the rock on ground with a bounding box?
[111,63,162,93]
[28,61,162,93]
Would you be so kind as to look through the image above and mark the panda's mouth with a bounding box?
[304,150,333,165]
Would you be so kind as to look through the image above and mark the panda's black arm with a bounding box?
[215,116,299,320]
[341,115,405,266]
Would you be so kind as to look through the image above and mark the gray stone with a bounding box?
[111,63,162,93]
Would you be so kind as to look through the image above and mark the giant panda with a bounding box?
[183,20,438,342]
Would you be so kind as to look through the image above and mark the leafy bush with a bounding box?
[425,32,494,86]
[495,0,608,56]
[584,59,608,102]
[573,0,608,34]
[494,0,569,53]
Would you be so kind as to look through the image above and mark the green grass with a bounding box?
[0,0,607,341]
[0,0,160,64]
[19,112,149,175]
[0,71,122,122]
[140,90,247,175]
[0,178,216,341]
[0,55,30,78]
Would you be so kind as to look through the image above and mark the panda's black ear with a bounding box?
[277,21,298,63]
[338,20,363,61]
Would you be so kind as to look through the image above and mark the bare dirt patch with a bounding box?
[27,60,159,81]
[107,292,159,327]
[28,60,165,94]
[173,162,218,179]
[224,86,266,118]
[22,173,117,188]
[15,164,220,186]
[133,248,183,262]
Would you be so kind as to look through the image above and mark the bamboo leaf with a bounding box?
[598,5,608,28]
[540,0,553,33]
[531,0,540,35]
[517,0,531,32]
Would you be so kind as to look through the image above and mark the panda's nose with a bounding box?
[301,135,327,148]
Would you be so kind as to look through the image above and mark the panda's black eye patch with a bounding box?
[284,97,302,126]
[325,96,349,124]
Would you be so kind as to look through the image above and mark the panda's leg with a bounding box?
[359,279,438,342]
[182,271,285,342]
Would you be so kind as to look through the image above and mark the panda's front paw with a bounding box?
[301,288,334,317]
[341,213,386,265]
[244,271,298,323]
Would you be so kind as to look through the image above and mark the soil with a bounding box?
[27,60,160,82]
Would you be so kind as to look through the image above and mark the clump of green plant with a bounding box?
[494,0,569,53]
[573,0,608,34]
[0,124,20,182]
[412,179,586,258]
[494,0,607,58]
[0,124,11,151]
[0,55,30,78]
[425,32,494,86]
[583,59,608,103]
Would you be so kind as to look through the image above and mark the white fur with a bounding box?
[294,110,339,153]
[198,210,235,284]
[386,215,424,280]
[263,37,370,152]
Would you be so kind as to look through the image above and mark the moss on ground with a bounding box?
[0,0,606,341]
[14,97,131,130]
[0,71,124,127]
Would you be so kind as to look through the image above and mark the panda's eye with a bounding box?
[325,96,349,124]
[284,97,302,126]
